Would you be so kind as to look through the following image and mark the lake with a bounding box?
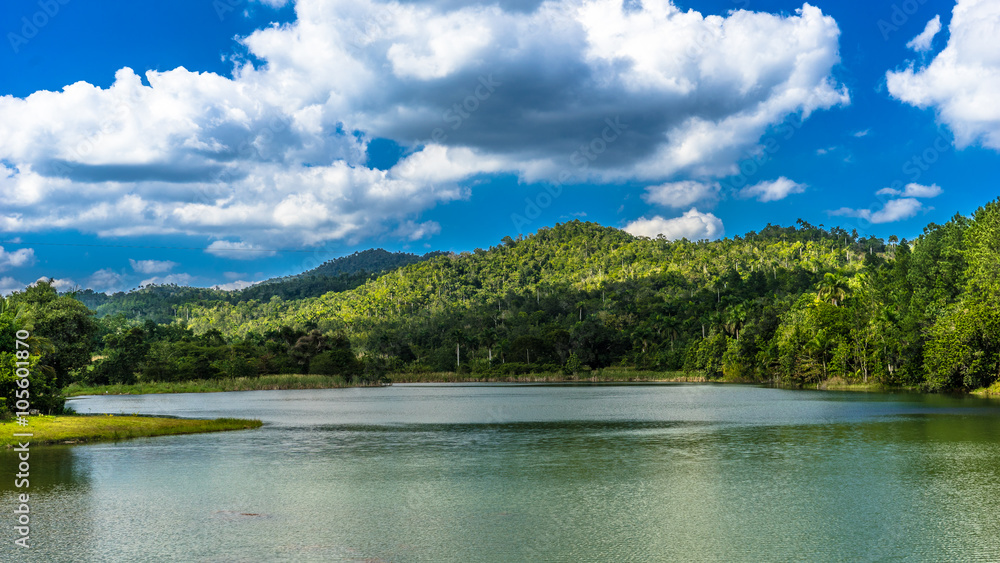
[4,383,1000,561]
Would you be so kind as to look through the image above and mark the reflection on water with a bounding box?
[3,384,1000,561]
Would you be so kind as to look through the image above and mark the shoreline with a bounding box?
[1,415,263,448]
[62,370,930,396]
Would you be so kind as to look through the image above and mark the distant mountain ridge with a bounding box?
[71,248,447,320]
[256,248,446,285]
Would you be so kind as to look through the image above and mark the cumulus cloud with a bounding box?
[624,208,724,240]
[738,177,807,202]
[0,246,35,270]
[875,182,942,198]
[205,241,278,260]
[213,280,258,291]
[85,269,125,293]
[129,259,178,274]
[830,198,927,224]
[0,277,26,296]
[139,273,195,287]
[641,181,719,208]
[907,15,942,53]
[50,278,79,292]
[0,0,848,252]
[887,1,1000,150]
[391,220,442,241]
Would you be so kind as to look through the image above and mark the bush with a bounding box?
[496,362,532,376]
[309,349,361,377]
[564,353,582,375]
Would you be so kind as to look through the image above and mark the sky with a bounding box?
[0,0,997,294]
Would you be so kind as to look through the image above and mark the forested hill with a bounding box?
[298,248,445,278]
[183,217,877,342]
[43,197,1000,395]
[72,248,444,322]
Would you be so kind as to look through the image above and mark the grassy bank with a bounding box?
[64,370,709,396]
[1,415,262,447]
[64,373,353,396]
[389,369,710,383]
[817,376,916,392]
[972,381,1000,397]
[61,370,934,397]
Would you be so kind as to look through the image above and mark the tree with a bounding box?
[289,330,332,372]
[91,327,149,385]
[0,296,64,413]
[10,280,99,388]
[924,199,1000,390]
[816,272,849,306]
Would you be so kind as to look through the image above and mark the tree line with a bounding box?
[2,198,999,413]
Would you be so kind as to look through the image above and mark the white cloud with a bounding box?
[0,276,27,296]
[86,269,125,293]
[624,208,724,240]
[888,1,1000,150]
[830,198,927,224]
[139,273,195,287]
[907,15,942,53]
[50,278,79,292]
[738,177,807,202]
[205,240,279,260]
[875,182,942,198]
[129,259,178,274]
[213,280,257,291]
[641,181,719,208]
[391,220,441,241]
[0,0,848,249]
[0,246,35,270]
[853,129,870,137]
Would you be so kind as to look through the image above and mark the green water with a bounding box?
[4,383,1000,561]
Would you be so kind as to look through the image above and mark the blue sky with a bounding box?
[0,0,997,293]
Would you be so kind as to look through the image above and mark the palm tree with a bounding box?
[724,303,748,340]
[817,272,849,306]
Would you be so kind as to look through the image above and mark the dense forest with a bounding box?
[73,248,442,323]
[2,198,999,413]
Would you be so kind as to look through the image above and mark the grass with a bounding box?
[1,415,262,447]
[389,369,709,383]
[817,376,914,392]
[61,369,933,397]
[972,380,1000,397]
[64,370,710,396]
[64,373,352,396]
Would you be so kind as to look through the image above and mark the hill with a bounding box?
[29,198,1000,395]
[71,248,444,322]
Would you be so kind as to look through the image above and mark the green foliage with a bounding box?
[25,205,1000,394]
[9,280,98,388]
[924,200,1000,390]
[0,296,64,414]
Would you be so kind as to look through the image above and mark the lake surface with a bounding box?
[5,383,1000,562]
